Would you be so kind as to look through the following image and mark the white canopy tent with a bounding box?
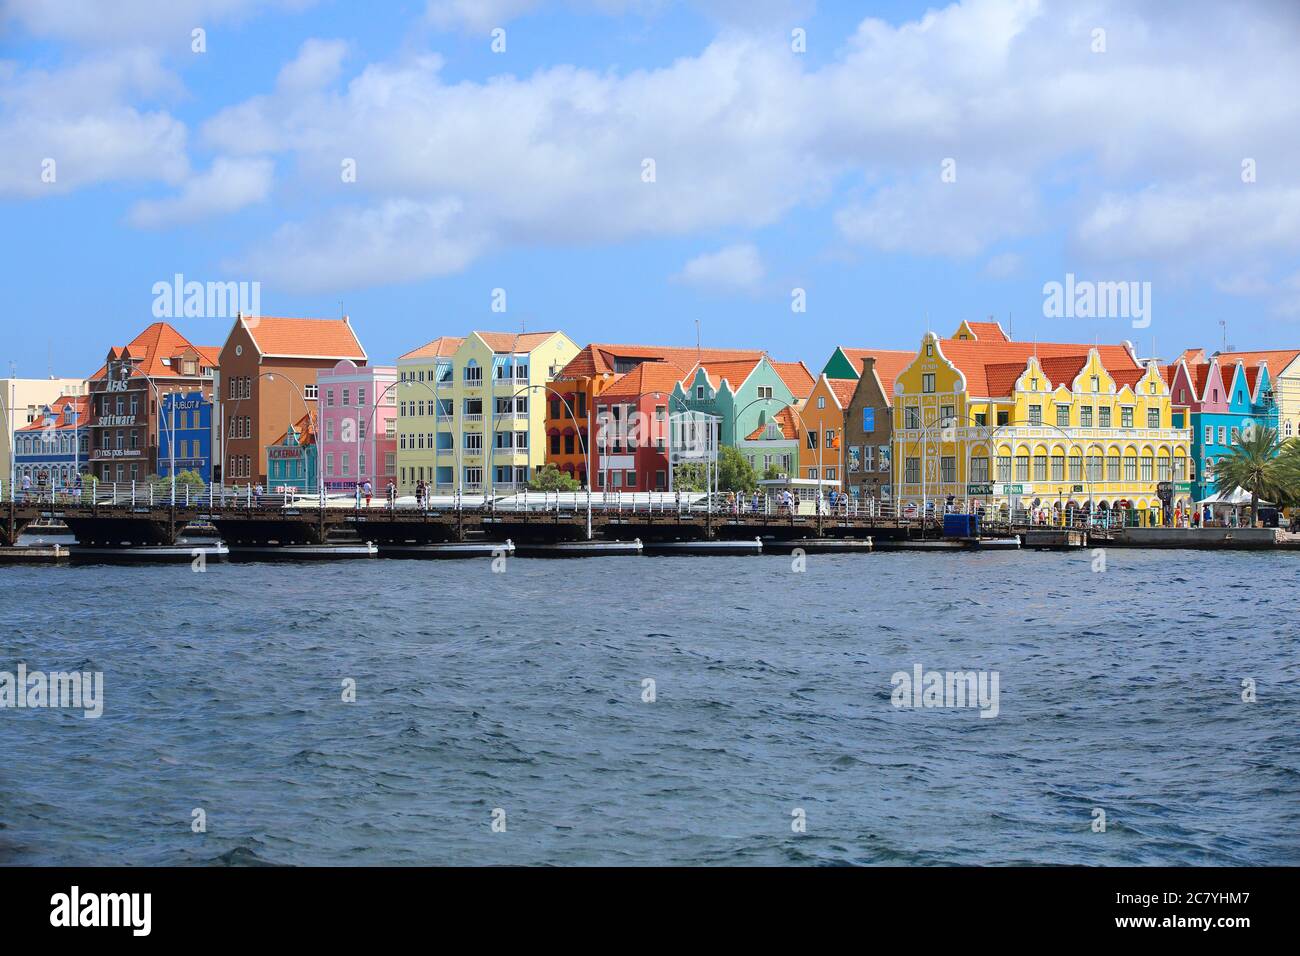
[1196,486,1271,507]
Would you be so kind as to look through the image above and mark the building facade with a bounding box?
[266,414,318,492]
[739,408,799,479]
[217,315,367,486]
[1,377,87,491]
[87,323,219,485]
[670,357,814,454]
[1171,356,1278,501]
[841,351,915,505]
[13,396,90,492]
[396,331,579,494]
[892,329,1192,522]
[549,343,766,485]
[1214,349,1299,442]
[316,359,397,492]
[157,391,213,482]
[592,361,681,492]
[800,374,857,483]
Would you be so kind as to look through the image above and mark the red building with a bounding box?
[548,342,764,486]
[592,361,685,492]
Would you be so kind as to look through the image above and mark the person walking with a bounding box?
[363,478,373,508]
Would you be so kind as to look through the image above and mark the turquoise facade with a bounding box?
[1182,360,1278,502]
[672,357,798,450]
[266,422,318,492]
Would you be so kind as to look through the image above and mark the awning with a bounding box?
[1197,486,1271,507]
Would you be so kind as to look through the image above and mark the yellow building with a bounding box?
[891,326,1193,523]
[396,330,578,494]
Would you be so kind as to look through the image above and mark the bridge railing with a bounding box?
[0,478,1153,530]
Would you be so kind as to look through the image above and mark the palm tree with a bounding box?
[1272,437,1300,513]
[1211,426,1281,526]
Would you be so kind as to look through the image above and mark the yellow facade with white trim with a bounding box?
[891,333,1193,518]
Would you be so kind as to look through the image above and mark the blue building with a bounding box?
[1173,354,1278,503]
[13,396,90,492]
[266,414,318,492]
[158,391,213,482]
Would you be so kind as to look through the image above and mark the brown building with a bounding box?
[87,322,219,484]
[217,315,367,485]
[841,350,916,505]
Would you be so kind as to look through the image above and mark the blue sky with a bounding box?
[3,0,1300,379]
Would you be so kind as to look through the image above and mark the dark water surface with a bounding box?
[2,549,1297,866]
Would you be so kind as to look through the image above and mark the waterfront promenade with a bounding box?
[2,483,1296,558]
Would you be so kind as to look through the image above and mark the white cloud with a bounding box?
[1074,182,1300,263]
[425,0,540,33]
[983,251,1023,279]
[0,0,316,46]
[128,156,274,227]
[0,50,188,198]
[15,0,1300,294]
[672,243,765,294]
[836,169,1038,257]
[228,198,489,292]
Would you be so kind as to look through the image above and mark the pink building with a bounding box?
[317,359,398,492]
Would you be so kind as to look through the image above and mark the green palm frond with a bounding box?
[1211,426,1283,512]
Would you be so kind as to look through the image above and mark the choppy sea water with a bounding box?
[1,545,1297,866]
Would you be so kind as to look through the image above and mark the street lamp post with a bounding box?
[1,379,14,501]
[220,371,315,503]
[359,376,461,511]
[979,418,1102,529]
[489,382,593,537]
[731,395,820,531]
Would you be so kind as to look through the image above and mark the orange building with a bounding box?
[800,373,858,482]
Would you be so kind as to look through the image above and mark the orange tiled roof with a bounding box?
[1193,363,1214,400]
[272,412,315,448]
[557,343,763,380]
[849,349,918,401]
[932,339,1138,397]
[16,395,89,431]
[242,316,366,360]
[600,361,689,401]
[828,377,857,409]
[1109,367,1147,390]
[683,358,765,391]
[772,361,815,399]
[89,322,220,381]
[961,320,1010,342]
[474,331,560,353]
[399,336,464,360]
[1216,349,1300,372]
[1244,365,1261,395]
[745,407,798,441]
